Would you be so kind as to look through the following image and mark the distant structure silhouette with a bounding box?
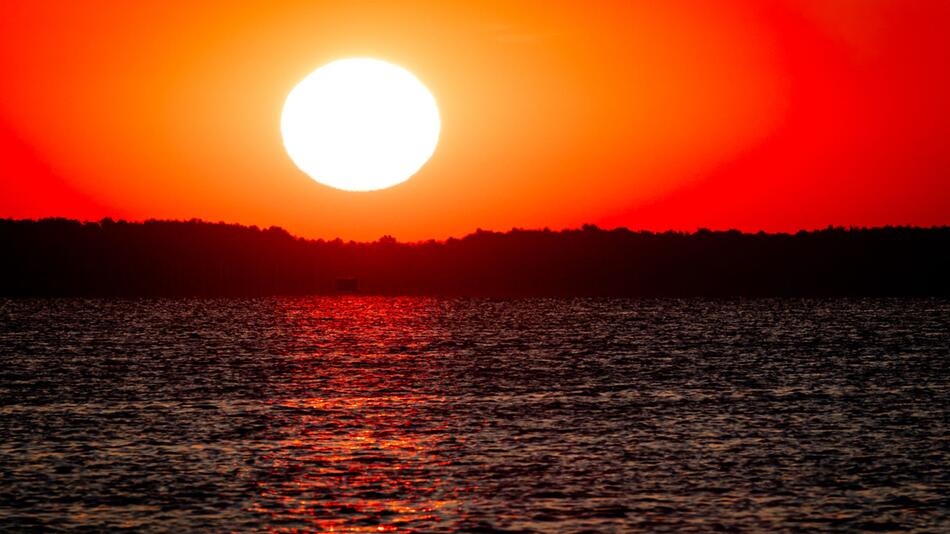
[0,218,947,297]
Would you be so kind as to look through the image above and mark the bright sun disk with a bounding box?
[280,58,441,192]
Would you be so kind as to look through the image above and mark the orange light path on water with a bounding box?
[246,298,470,532]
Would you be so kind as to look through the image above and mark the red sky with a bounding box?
[1,0,948,240]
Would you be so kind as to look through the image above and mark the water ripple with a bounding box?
[0,297,948,532]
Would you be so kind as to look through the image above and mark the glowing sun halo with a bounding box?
[280,58,441,192]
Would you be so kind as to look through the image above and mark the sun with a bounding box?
[280,58,441,192]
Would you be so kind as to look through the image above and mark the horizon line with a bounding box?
[3,217,949,246]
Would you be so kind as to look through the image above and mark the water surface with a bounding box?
[1,298,948,531]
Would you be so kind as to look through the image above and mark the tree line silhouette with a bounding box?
[1,218,947,297]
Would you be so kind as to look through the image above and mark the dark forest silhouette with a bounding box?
[1,218,947,297]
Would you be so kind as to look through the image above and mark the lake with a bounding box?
[1,298,948,532]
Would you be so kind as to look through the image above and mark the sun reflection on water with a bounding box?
[248,298,462,532]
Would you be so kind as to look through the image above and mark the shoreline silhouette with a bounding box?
[1,218,947,297]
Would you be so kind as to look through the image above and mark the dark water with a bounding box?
[0,298,948,532]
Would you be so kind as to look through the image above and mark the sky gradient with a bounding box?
[1,0,948,241]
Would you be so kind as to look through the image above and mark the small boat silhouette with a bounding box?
[335,277,359,293]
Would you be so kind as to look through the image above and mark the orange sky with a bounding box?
[1,0,948,241]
